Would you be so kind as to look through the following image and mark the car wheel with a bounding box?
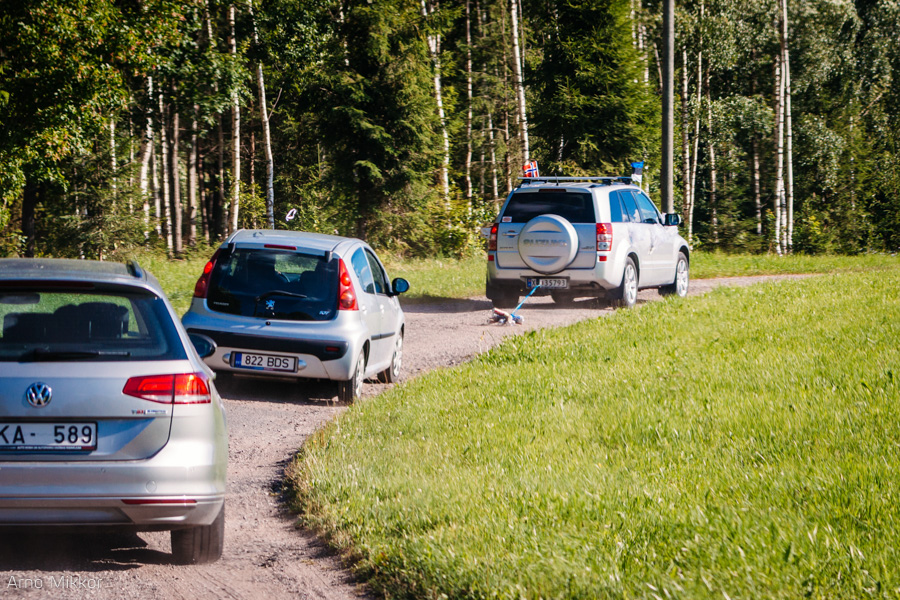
[491,292,518,309]
[171,504,224,565]
[614,257,638,308]
[660,252,689,297]
[378,332,403,383]
[337,350,366,402]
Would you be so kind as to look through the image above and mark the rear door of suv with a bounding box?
[495,188,597,272]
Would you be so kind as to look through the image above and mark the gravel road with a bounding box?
[0,275,809,599]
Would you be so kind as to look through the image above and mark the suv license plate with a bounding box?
[0,422,97,451]
[233,352,297,373]
[526,278,568,289]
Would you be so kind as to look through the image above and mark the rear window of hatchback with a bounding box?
[206,248,338,321]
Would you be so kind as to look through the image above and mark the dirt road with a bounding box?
[0,275,807,599]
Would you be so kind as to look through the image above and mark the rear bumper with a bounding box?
[182,302,366,381]
[486,254,622,296]
[0,436,225,529]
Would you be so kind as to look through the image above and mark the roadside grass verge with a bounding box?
[690,251,900,279]
[385,252,899,302]
[289,267,900,599]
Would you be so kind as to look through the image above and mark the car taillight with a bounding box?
[338,259,358,311]
[596,223,613,252]
[488,223,498,252]
[193,249,222,298]
[123,373,212,404]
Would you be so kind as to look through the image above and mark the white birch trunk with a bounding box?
[509,0,529,162]
[421,0,450,204]
[773,53,785,255]
[158,92,172,253]
[465,0,473,202]
[110,120,117,206]
[782,0,794,252]
[188,105,198,245]
[139,75,154,238]
[681,48,692,240]
[229,4,241,234]
[249,0,275,229]
[170,104,183,255]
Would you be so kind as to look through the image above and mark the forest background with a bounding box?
[1,0,898,260]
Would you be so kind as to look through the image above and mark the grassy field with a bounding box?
[384,252,899,301]
[289,267,900,599]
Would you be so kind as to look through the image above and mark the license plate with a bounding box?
[233,352,297,373]
[526,278,568,289]
[0,422,97,451]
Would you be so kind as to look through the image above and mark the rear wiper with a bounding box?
[18,349,132,362]
[255,290,307,301]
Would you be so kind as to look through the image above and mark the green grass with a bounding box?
[136,253,209,316]
[690,251,900,279]
[382,255,488,301]
[386,252,900,302]
[289,267,900,599]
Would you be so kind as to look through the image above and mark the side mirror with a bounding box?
[391,277,410,295]
[188,333,217,359]
[664,213,682,227]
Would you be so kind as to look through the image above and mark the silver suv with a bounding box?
[486,177,690,308]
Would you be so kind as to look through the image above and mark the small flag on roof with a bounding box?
[630,161,644,184]
[522,160,539,178]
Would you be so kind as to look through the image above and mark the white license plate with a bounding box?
[233,352,297,372]
[526,278,568,289]
[0,422,97,451]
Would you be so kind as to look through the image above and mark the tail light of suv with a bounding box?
[123,373,212,404]
[488,224,498,252]
[338,259,358,311]
[193,249,223,298]
[596,223,613,252]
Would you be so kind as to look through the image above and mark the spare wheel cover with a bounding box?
[517,214,579,274]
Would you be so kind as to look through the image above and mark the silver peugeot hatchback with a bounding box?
[0,258,227,564]
[182,229,409,402]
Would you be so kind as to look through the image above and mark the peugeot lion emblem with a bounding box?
[25,382,52,408]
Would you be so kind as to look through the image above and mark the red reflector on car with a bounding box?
[337,259,358,311]
[123,373,212,404]
[193,248,223,298]
[598,255,608,262]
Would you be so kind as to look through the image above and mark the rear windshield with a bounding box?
[501,191,596,223]
[0,287,186,362]
[207,249,337,321]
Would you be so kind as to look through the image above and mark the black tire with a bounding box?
[550,291,577,306]
[171,504,225,565]
[337,350,366,402]
[491,292,518,309]
[378,332,403,384]
[660,252,689,297]
[613,257,639,308]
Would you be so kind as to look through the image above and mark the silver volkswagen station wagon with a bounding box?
[182,230,410,402]
[0,258,227,564]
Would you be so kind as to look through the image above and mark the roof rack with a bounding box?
[517,176,634,186]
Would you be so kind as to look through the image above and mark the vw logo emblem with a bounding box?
[25,382,52,408]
